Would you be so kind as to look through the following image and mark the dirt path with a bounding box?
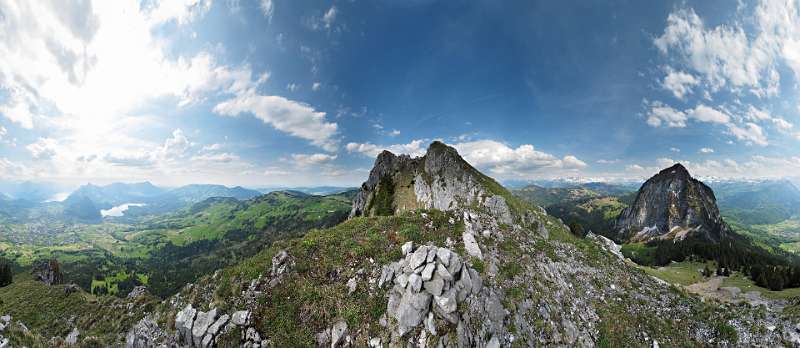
[684,276,770,307]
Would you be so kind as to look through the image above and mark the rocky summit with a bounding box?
[614,163,731,243]
[350,141,515,226]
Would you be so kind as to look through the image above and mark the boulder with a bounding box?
[436,248,451,266]
[408,273,422,292]
[401,241,414,255]
[31,259,63,286]
[330,320,348,347]
[271,250,295,277]
[191,308,217,346]
[231,310,251,326]
[65,328,79,346]
[462,232,483,259]
[421,263,435,281]
[434,288,457,314]
[127,285,149,299]
[424,275,444,297]
[409,246,429,270]
[346,277,357,295]
[389,287,432,336]
[175,304,197,345]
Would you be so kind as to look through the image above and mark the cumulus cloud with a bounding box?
[654,6,778,95]
[260,0,274,18]
[699,147,714,153]
[290,153,338,166]
[661,68,699,99]
[161,129,191,159]
[143,0,212,26]
[346,140,426,158]
[190,152,240,163]
[727,122,768,146]
[347,139,587,178]
[646,102,687,128]
[26,138,58,160]
[686,104,730,124]
[214,95,339,151]
[596,159,620,164]
[0,0,341,185]
[322,6,337,29]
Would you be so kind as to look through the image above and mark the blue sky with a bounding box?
[2,0,800,187]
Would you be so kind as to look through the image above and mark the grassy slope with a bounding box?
[0,274,156,346]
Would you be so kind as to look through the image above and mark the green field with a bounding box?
[0,191,353,298]
[638,261,711,286]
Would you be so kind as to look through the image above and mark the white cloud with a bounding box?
[190,152,240,163]
[388,130,401,137]
[654,6,777,95]
[452,140,587,177]
[290,153,337,166]
[346,139,588,178]
[0,158,30,179]
[286,83,299,92]
[143,0,212,26]
[0,91,36,129]
[727,122,768,146]
[646,102,687,128]
[322,6,337,29]
[260,0,274,18]
[772,117,794,130]
[312,82,321,91]
[661,68,698,99]
[161,129,191,159]
[202,143,222,151]
[214,95,339,151]
[26,138,58,160]
[699,147,714,153]
[596,159,620,164]
[625,164,645,172]
[346,140,426,158]
[686,104,730,124]
[670,147,681,152]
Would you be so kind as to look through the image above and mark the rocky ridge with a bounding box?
[103,143,800,346]
[615,163,730,243]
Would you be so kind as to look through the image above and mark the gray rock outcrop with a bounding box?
[31,259,64,286]
[615,163,730,243]
[381,243,483,341]
[349,141,514,224]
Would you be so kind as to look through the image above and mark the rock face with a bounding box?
[614,163,730,243]
[31,259,64,286]
[350,141,513,224]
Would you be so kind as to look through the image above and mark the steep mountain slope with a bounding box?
[615,163,731,243]
[66,182,165,207]
[512,184,635,237]
[712,179,800,225]
[94,142,794,347]
[166,184,262,204]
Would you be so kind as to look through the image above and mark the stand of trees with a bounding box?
[634,234,800,291]
[0,257,12,287]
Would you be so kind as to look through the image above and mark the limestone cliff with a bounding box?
[614,163,730,243]
[350,141,513,225]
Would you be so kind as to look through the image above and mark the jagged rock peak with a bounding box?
[614,163,729,243]
[349,141,514,224]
